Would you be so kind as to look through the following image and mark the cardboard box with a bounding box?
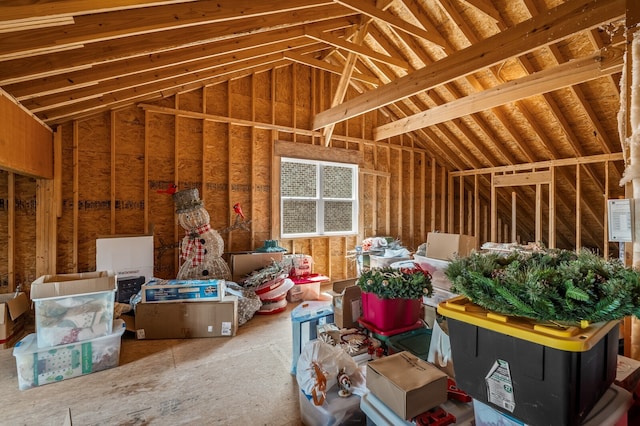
[31,271,117,348]
[141,279,225,303]
[327,279,361,329]
[96,235,154,282]
[134,295,238,339]
[229,252,284,282]
[366,351,448,420]
[0,292,29,349]
[616,354,640,393]
[425,232,477,261]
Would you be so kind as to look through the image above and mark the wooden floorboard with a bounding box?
[0,302,304,425]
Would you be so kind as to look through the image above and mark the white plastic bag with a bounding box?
[427,319,455,377]
[296,340,366,405]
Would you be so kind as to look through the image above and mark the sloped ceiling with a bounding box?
[0,0,629,249]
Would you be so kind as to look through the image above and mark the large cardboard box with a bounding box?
[134,295,238,339]
[31,271,117,348]
[425,232,476,261]
[229,252,284,282]
[366,351,448,420]
[141,279,225,303]
[327,279,361,329]
[0,292,30,349]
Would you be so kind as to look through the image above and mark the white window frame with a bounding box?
[280,157,358,238]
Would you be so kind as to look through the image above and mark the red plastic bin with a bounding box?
[360,292,422,332]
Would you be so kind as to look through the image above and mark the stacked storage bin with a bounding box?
[438,296,624,426]
[357,259,426,355]
[290,300,334,374]
[13,271,125,390]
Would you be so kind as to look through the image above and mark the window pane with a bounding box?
[281,162,317,197]
[324,201,353,232]
[322,165,353,199]
[282,200,317,234]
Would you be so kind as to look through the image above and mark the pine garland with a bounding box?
[445,248,640,323]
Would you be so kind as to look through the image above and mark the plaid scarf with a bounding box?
[181,224,211,266]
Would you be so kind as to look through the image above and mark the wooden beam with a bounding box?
[283,51,380,85]
[72,121,79,272]
[304,27,409,69]
[461,0,501,22]
[535,183,542,243]
[36,177,57,276]
[40,59,290,124]
[312,0,625,130]
[576,164,581,250]
[7,173,15,291]
[0,1,199,26]
[274,140,364,165]
[548,166,555,248]
[0,7,354,85]
[0,89,53,178]
[493,171,551,187]
[334,0,447,49]
[322,22,369,146]
[490,173,496,241]
[374,49,623,140]
[450,153,624,177]
[10,27,310,98]
[0,0,336,60]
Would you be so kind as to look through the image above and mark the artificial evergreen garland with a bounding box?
[357,265,433,299]
[445,248,640,323]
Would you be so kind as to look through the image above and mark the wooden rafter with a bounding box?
[374,49,624,140]
[312,0,625,129]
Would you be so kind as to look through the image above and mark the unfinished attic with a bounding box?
[3,0,640,424]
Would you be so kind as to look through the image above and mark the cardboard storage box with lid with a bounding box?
[425,232,476,261]
[366,351,448,420]
[30,271,117,348]
[133,295,238,339]
[229,252,284,283]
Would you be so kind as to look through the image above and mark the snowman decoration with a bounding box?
[173,188,232,281]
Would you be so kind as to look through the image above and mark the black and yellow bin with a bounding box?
[437,296,619,426]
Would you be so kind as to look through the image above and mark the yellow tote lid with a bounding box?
[437,296,619,352]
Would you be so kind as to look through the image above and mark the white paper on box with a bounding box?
[349,298,362,323]
[221,321,232,336]
[96,235,154,282]
[485,359,516,413]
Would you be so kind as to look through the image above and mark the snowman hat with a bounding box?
[173,188,203,213]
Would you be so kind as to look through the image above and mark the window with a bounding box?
[280,158,358,237]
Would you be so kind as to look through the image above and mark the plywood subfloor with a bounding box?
[0,302,304,425]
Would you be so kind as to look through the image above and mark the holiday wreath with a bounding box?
[357,265,433,300]
[445,248,640,323]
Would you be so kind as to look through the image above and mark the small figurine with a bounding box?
[337,368,352,397]
[310,361,327,406]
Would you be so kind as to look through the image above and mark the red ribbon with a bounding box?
[181,224,211,266]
